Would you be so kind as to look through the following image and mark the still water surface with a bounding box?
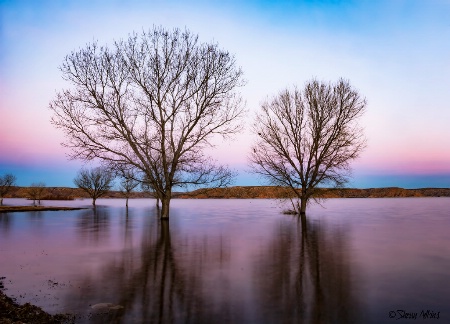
[1,198,449,323]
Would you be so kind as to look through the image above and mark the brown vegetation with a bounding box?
[321,187,450,198]
[178,186,295,199]
[178,186,450,199]
[2,186,449,201]
[3,187,154,200]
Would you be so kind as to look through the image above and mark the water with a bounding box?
[1,197,449,323]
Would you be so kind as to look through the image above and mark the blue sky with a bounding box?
[1,0,450,188]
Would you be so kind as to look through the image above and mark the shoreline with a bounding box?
[0,277,74,323]
[176,186,450,199]
[3,186,450,201]
[0,206,88,213]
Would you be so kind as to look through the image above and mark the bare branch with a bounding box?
[0,174,16,206]
[74,167,114,206]
[50,27,245,218]
[117,168,140,207]
[250,78,366,215]
[27,182,46,206]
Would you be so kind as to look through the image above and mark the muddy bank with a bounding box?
[0,206,87,213]
[0,277,74,324]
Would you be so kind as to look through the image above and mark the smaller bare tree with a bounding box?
[141,176,160,208]
[250,79,366,215]
[27,182,46,206]
[74,167,114,207]
[118,170,140,208]
[0,173,16,206]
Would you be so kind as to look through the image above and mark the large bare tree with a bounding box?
[0,173,16,206]
[250,79,366,215]
[50,27,245,218]
[74,167,114,207]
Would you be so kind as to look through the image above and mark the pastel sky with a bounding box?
[1,0,450,188]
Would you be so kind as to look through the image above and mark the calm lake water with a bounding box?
[1,197,449,323]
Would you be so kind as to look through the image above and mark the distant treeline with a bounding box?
[177,186,450,199]
[5,187,154,200]
[4,186,450,200]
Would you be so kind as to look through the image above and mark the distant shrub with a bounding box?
[282,209,299,215]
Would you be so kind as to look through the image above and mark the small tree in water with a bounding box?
[27,182,46,206]
[250,79,366,215]
[118,170,140,208]
[50,26,245,219]
[0,173,16,206]
[141,175,160,208]
[74,167,114,207]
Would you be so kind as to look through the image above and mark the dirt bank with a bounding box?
[0,277,74,324]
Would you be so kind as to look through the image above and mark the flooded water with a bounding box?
[1,197,449,323]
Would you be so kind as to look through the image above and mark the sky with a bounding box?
[1,0,450,188]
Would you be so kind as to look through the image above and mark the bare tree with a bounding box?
[118,169,140,208]
[50,26,245,219]
[141,175,160,208]
[250,79,366,215]
[0,173,16,206]
[27,182,46,206]
[74,167,114,207]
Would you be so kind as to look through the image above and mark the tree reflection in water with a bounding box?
[66,207,234,324]
[76,208,110,244]
[253,215,361,324]
[0,213,12,234]
[65,208,361,323]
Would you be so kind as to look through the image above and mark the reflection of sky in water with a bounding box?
[1,198,450,323]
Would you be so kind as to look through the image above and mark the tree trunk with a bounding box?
[92,198,96,207]
[0,198,3,206]
[300,197,307,215]
[126,197,129,208]
[300,212,307,231]
[160,196,170,219]
[160,218,170,239]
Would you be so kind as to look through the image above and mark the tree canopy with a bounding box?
[0,173,16,206]
[250,79,366,215]
[74,167,114,206]
[50,26,245,218]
